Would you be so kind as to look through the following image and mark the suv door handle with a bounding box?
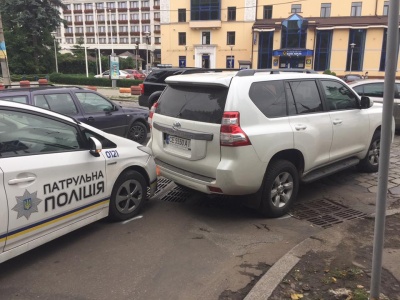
[87,116,95,122]
[294,124,307,131]
[8,177,36,185]
[333,119,343,125]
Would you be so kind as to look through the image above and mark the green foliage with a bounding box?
[323,69,337,77]
[49,73,142,87]
[0,0,67,74]
[11,74,49,81]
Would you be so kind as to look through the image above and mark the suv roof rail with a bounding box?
[235,69,318,77]
[0,84,85,91]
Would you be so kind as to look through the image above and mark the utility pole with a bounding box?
[0,14,11,85]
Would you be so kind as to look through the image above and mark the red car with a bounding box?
[124,69,146,80]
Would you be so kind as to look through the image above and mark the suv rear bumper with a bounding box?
[155,147,266,195]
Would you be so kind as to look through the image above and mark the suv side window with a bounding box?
[320,80,358,110]
[0,109,84,158]
[0,95,28,104]
[361,83,383,98]
[249,80,287,118]
[286,80,323,115]
[75,92,114,113]
[34,93,78,114]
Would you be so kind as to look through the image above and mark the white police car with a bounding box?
[0,100,157,263]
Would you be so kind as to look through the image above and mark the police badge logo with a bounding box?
[12,190,42,220]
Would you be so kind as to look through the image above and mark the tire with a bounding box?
[127,122,147,144]
[109,170,147,221]
[258,159,299,218]
[358,131,381,173]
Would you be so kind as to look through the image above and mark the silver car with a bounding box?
[349,79,400,130]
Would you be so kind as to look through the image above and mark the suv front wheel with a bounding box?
[258,159,299,218]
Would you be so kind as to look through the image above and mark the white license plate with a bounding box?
[166,134,191,150]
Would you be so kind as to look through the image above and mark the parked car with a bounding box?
[148,69,390,218]
[95,70,131,79]
[0,100,157,263]
[0,86,149,144]
[349,79,400,130]
[343,74,363,83]
[124,69,146,80]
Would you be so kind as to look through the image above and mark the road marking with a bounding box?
[122,215,143,224]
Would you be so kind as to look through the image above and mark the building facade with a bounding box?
[58,0,162,69]
[160,0,399,77]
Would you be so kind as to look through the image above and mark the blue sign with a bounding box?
[273,49,313,56]
[0,41,7,59]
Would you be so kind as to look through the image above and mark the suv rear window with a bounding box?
[249,80,287,118]
[156,85,228,124]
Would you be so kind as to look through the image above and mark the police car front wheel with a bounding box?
[109,170,147,221]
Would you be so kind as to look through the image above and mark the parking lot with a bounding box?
[0,134,399,299]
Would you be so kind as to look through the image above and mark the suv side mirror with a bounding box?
[89,137,102,157]
[360,96,373,109]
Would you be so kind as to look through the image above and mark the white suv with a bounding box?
[148,70,386,218]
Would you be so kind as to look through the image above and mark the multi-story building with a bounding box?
[160,0,399,78]
[57,0,161,69]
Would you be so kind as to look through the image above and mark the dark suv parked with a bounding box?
[0,85,149,144]
[138,68,236,108]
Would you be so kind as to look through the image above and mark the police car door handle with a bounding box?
[8,177,36,185]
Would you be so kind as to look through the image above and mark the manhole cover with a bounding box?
[290,199,367,228]
[159,186,191,203]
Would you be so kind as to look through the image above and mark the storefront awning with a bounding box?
[273,49,313,56]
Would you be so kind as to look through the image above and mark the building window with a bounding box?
[142,36,150,44]
[66,27,73,34]
[120,37,129,43]
[346,29,366,71]
[108,26,117,33]
[131,13,139,20]
[263,5,272,19]
[227,32,235,45]
[75,27,84,33]
[154,12,160,19]
[383,1,389,15]
[142,1,150,7]
[96,3,104,9]
[142,25,150,32]
[109,14,116,21]
[227,7,236,21]
[107,2,116,9]
[154,0,160,6]
[191,0,220,21]
[86,26,94,32]
[179,32,186,45]
[66,38,74,44]
[65,4,71,10]
[320,3,331,17]
[87,38,95,43]
[109,37,117,44]
[202,32,210,45]
[351,2,362,16]
[178,9,186,22]
[154,25,160,31]
[315,30,332,71]
[258,31,274,69]
[86,15,94,21]
[84,3,93,10]
[98,26,106,32]
[131,37,140,43]
[98,14,105,21]
[99,38,106,44]
[73,4,82,10]
[179,56,186,67]
[119,14,127,20]
[155,37,161,43]
[75,15,83,22]
[119,26,128,32]
[281,16,307,48]
[142,13,150,20]
[130,1,139,8]
[226,56,234,68]
[65,15,72,22]
[291,4,301,13]
[118,2,127,9]
[131,25,140,31]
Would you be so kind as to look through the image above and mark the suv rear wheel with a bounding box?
[358,130,380,173]
[258,159,299,218]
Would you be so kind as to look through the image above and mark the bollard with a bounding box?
[20,80,30,87]
[119,88,131,94]
[86,86,97,91]
[38,78,48,85]
[130,85,141,95]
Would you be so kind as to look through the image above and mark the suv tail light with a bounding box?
[139,83,144,95]
[220,112,251,147]
[148,102,158,128]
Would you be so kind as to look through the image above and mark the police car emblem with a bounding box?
[12,190,42,220]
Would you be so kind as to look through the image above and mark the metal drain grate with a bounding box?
[290,199,367,228]
[154,177,172,195]
[159,186,191,203]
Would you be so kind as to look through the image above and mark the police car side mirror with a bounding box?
[89,137,102,157]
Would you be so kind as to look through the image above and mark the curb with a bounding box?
[244,210,399,300]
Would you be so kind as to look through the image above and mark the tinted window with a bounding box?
[33,93,78,115]
[360,83,384,98]
[0,95,28,104]
[156,85,228,124]
[321,80,358,110]
[0,109,84,158]
[145,70,182,83]
[75,92,113,113]
[249,80,287,118]
[81,127,117,149]
[287,81,323,114]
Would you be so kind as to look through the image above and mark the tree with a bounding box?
[0,0,67,74]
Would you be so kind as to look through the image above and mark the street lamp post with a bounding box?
[145,31,150,74]
[51,32,58,73]
[349,43,356,73]
[108,9,116,88]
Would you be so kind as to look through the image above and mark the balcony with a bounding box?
[85,21,94,25]
[153,5,160,10]
[84,9,93,13]
[141,7,150,11]
[131,31,140,36]
[74,21,83,25]
[131,19,139,24]
[73,10,82,13]
[107,8,116,12]
[154,18,160,22]
[155,41,161,45]
[67,21,73,25]
[86,32,95,36]
[129,7,139,11]
[97,20,105,24]
[110,20,117,24]
[119,20,128,24]
[95,8,105,13]
[142,19,150,24]
[98,32,107,36]
[75,32,84,36]
[118,8,128,12]
[119,32,129,36]
[189,20,222,29]
[65,33,73,37]
[154,30,160,34]
[63,10,71,14]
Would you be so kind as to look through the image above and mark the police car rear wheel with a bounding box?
[109,170,147,221]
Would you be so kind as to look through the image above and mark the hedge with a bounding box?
[48,73,142,87]
[11,74,50,81]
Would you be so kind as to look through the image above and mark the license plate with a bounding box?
[165,134,191,150]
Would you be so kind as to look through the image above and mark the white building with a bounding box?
[57,0,161,68]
